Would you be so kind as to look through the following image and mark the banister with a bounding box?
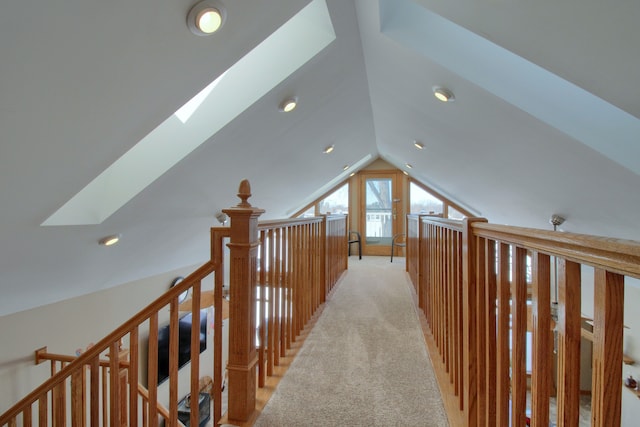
[0,259,217,425]
[471,222,640,278]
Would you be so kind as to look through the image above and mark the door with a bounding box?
[360,171,403,256]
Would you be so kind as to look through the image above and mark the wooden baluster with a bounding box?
[71,366,86,427]
[556,259,581,426]
[531,252,551,427]
[591,269,624,426]
[475,237,487,427]
[147,313,159,425]
[108,342,121,427]
[511,247,528,427]
[462,217,487,425]
[190,281,201,427]
[282,227,294,354]
[224,180,264,423]
[484,238,497,426]
[168,298,179,427]
[22,407,31,427]
[454,230,463,405]
[267,228,275,377]
[258,230,267,388]
[129,328,139,427]
[90,356,99,426]
[274,227,282,366]
[495,243,511,427]
[38,394,47,427]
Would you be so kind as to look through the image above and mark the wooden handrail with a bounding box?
[472,222,640,278]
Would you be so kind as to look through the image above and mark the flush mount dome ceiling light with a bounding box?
[413,141,424,150]
[279,97,298,112]
[323,144,335,154]
[99,234,121,247]
[188,0,226,36]
[433,86,455,102]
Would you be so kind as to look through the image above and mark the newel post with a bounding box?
[223,180,265,423]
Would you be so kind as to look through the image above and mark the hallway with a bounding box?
[252,256,448,426]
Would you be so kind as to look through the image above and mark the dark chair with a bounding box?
[391,233,406,262]
[348,231,361,260]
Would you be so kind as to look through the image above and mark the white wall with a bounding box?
[0,263,228,415]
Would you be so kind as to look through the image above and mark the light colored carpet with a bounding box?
[253,256,449,427]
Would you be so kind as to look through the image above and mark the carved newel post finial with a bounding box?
[237,179,252,208]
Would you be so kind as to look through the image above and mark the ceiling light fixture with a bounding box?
[323,145,335,154]
[414,141,424,150]
[343,165,350,171]
[403,170,409,176]
[433,86,455,102]
[405,163,413,169]
[99,234,121,247]
[187,1,226,36]
[279,97,298,112]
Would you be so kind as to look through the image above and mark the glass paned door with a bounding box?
[365,178,392,246]
[361,175,401,256]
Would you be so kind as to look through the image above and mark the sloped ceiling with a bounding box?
[1,0,639,316]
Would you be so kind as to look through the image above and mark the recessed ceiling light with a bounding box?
[323,145,335,154]
[405,163,413,169]
[279,97,298,112]
[414,141,424,150]
[350,172,355,177]
[343,165,350,171]
[99,234,121,247]
[403,170,409,176]
[433,86,455,102]
[188,1,226,36]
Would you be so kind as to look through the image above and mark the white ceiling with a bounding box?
[1,0,639,316]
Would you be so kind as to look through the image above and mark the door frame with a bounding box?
[358,170,405,256]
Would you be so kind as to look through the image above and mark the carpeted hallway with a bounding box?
[252,256,449,427]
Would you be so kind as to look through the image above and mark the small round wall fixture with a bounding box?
[99,234,121,247]
[433,86,455,102]
[188,1,226,36]
[171,276,189,304]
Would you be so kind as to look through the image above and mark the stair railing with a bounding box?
[406,214,640,427]
[0,180,347,427]
[0,195,231,426]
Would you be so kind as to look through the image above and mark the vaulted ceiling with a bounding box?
[1,0,639,316]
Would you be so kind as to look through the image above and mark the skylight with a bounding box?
[42,0,336,226]
[174,72,226,124]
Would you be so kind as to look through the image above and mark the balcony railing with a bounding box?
[406,214,640,426]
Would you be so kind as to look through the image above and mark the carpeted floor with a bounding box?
[252,256,449,427]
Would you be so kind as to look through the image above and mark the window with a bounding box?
[319,183,349,215]
[409,182,443,215]
[448,206,466,220]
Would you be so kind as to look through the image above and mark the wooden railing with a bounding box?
[0,180,347,427]
[407,214,639,426]
[254,215,347,396]
[0,255,224,427]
